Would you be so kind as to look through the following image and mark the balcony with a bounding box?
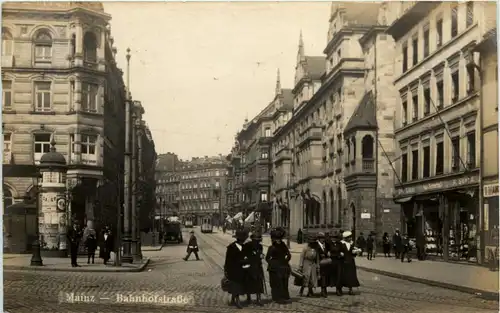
[1,55,14,68]
[298,126,323,148]
[274,148,291,164]
[345,158,376,176]
[386,2,442,41]
[324,58,366,81]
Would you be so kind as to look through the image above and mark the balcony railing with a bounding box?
[362,159,375,172]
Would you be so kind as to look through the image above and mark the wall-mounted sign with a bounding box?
[361,213,371,219]
[395,174,479,198]
[484,184,499,197]
[383,209,390,213]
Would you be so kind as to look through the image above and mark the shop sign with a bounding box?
[395,175,479,197]
[361,213,371,219]
[484,184,499,197]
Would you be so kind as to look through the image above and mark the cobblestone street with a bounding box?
[4,229,498,313]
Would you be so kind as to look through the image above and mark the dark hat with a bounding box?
[190,230,194,234]
[270,227,285,240]
[316,232,325,239]
[307,235,317,243]
[250,232,262,240]
[332,232,342,239]
[234,229,249,240]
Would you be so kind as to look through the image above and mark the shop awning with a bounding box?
[244,211,255,223]
[394,196,413,204]
[233,212,243,220]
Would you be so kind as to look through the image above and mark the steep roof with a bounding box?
[344,90,377,134]
[281,89,294,110]
[304,56,325,80]
[332,2,382,26]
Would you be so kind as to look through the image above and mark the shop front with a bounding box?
[483,182,499,266]
[395,172,480,263]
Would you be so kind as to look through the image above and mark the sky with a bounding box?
[103,2,331,160]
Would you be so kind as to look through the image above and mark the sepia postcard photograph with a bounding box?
[1,1,499,312]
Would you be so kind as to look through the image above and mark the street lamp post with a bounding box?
[30,173,43,266]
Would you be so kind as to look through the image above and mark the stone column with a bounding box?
[74,23,83,67]
[74,78,82,113]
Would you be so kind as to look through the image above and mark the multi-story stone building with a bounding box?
[155,152,181,220]
[177,156,227,225]
[474,26,498,263]
[235,72,290,228]
[2,2,127,252]
[342,3,401,239]
[387,2,495,263]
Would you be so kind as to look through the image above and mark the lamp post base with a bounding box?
[122,239,133,263]
[30,240,43,266]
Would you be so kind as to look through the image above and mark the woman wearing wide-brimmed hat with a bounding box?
[265,227,291,303]
[223,228,250,308]
[328,231,345,296]
[298,235,319,297]
[242,232,265,306]
[340,230,361,295]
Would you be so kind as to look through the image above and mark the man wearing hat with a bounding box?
[224,228,250,309]
[340,231,360,295]
[242,232,265,306]
[183,230,200,261]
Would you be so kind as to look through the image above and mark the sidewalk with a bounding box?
[141,244,164,251]
[3,253,150,272]
[212,231,499,299]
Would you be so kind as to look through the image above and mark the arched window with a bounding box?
[3,185,13,210]
[2,28,13,56]
[362,135,374,159]
[337,187,342,227]
[83,32,97,63]
[34,30,52,63]
[329,188,334,224]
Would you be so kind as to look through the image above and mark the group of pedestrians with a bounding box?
[223,227,290,308]
[66,222,115,267]
[297,231,361,298]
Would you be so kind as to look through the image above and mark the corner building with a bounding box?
[387,2,496,263]
[2,2,126,252]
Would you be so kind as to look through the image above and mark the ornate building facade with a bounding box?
[2,2,127,252]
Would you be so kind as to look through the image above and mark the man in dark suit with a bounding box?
[314,232,330,298]
[67,222,82,267]
[183,231,200,261]
[224,228,250,308]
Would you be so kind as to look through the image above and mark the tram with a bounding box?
[200,216,213,233]
[184,216,193,228]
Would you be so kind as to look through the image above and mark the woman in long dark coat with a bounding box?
[340,231,360,295]
[328,232,344,296]
[242,232,265,306]
[224,229,249,309]
[265,227,291,304]
[99,227,114,265]
[85,229,97,264]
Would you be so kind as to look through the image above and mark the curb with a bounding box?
[4,258,150,273]
[357,265,499,301]
[142,244,164,252]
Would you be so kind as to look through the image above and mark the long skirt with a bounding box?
[245,266,265,294]
[329,261,343,289]
[341,262,360,288]
[318,263,331,287]
[269,267,290,301]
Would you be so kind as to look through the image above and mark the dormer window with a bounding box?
[34,31,52,64]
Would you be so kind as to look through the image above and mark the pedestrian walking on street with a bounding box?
[242,232,265,306]
[382,232,391,257]
[356,233,366,257]
[340,231,360,295]
[99,226,114,265]
[298,235,319,297]
[393,230,403,259]
[184,230,200,261]
[67,222,82,267]
[315,232,331,298]
[265,227,291,304]
[85,228,97,264]
[400,233,412,263]
[223,228,250,309]
[366,233,375,260]
[328,232,344,296]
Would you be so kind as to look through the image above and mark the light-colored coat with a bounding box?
[299,245,319,288]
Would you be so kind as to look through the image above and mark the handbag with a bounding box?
[221,277,231,292]
[291,269,304,286]
[319,258,332,266]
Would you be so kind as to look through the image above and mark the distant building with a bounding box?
[155,153,181,221]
